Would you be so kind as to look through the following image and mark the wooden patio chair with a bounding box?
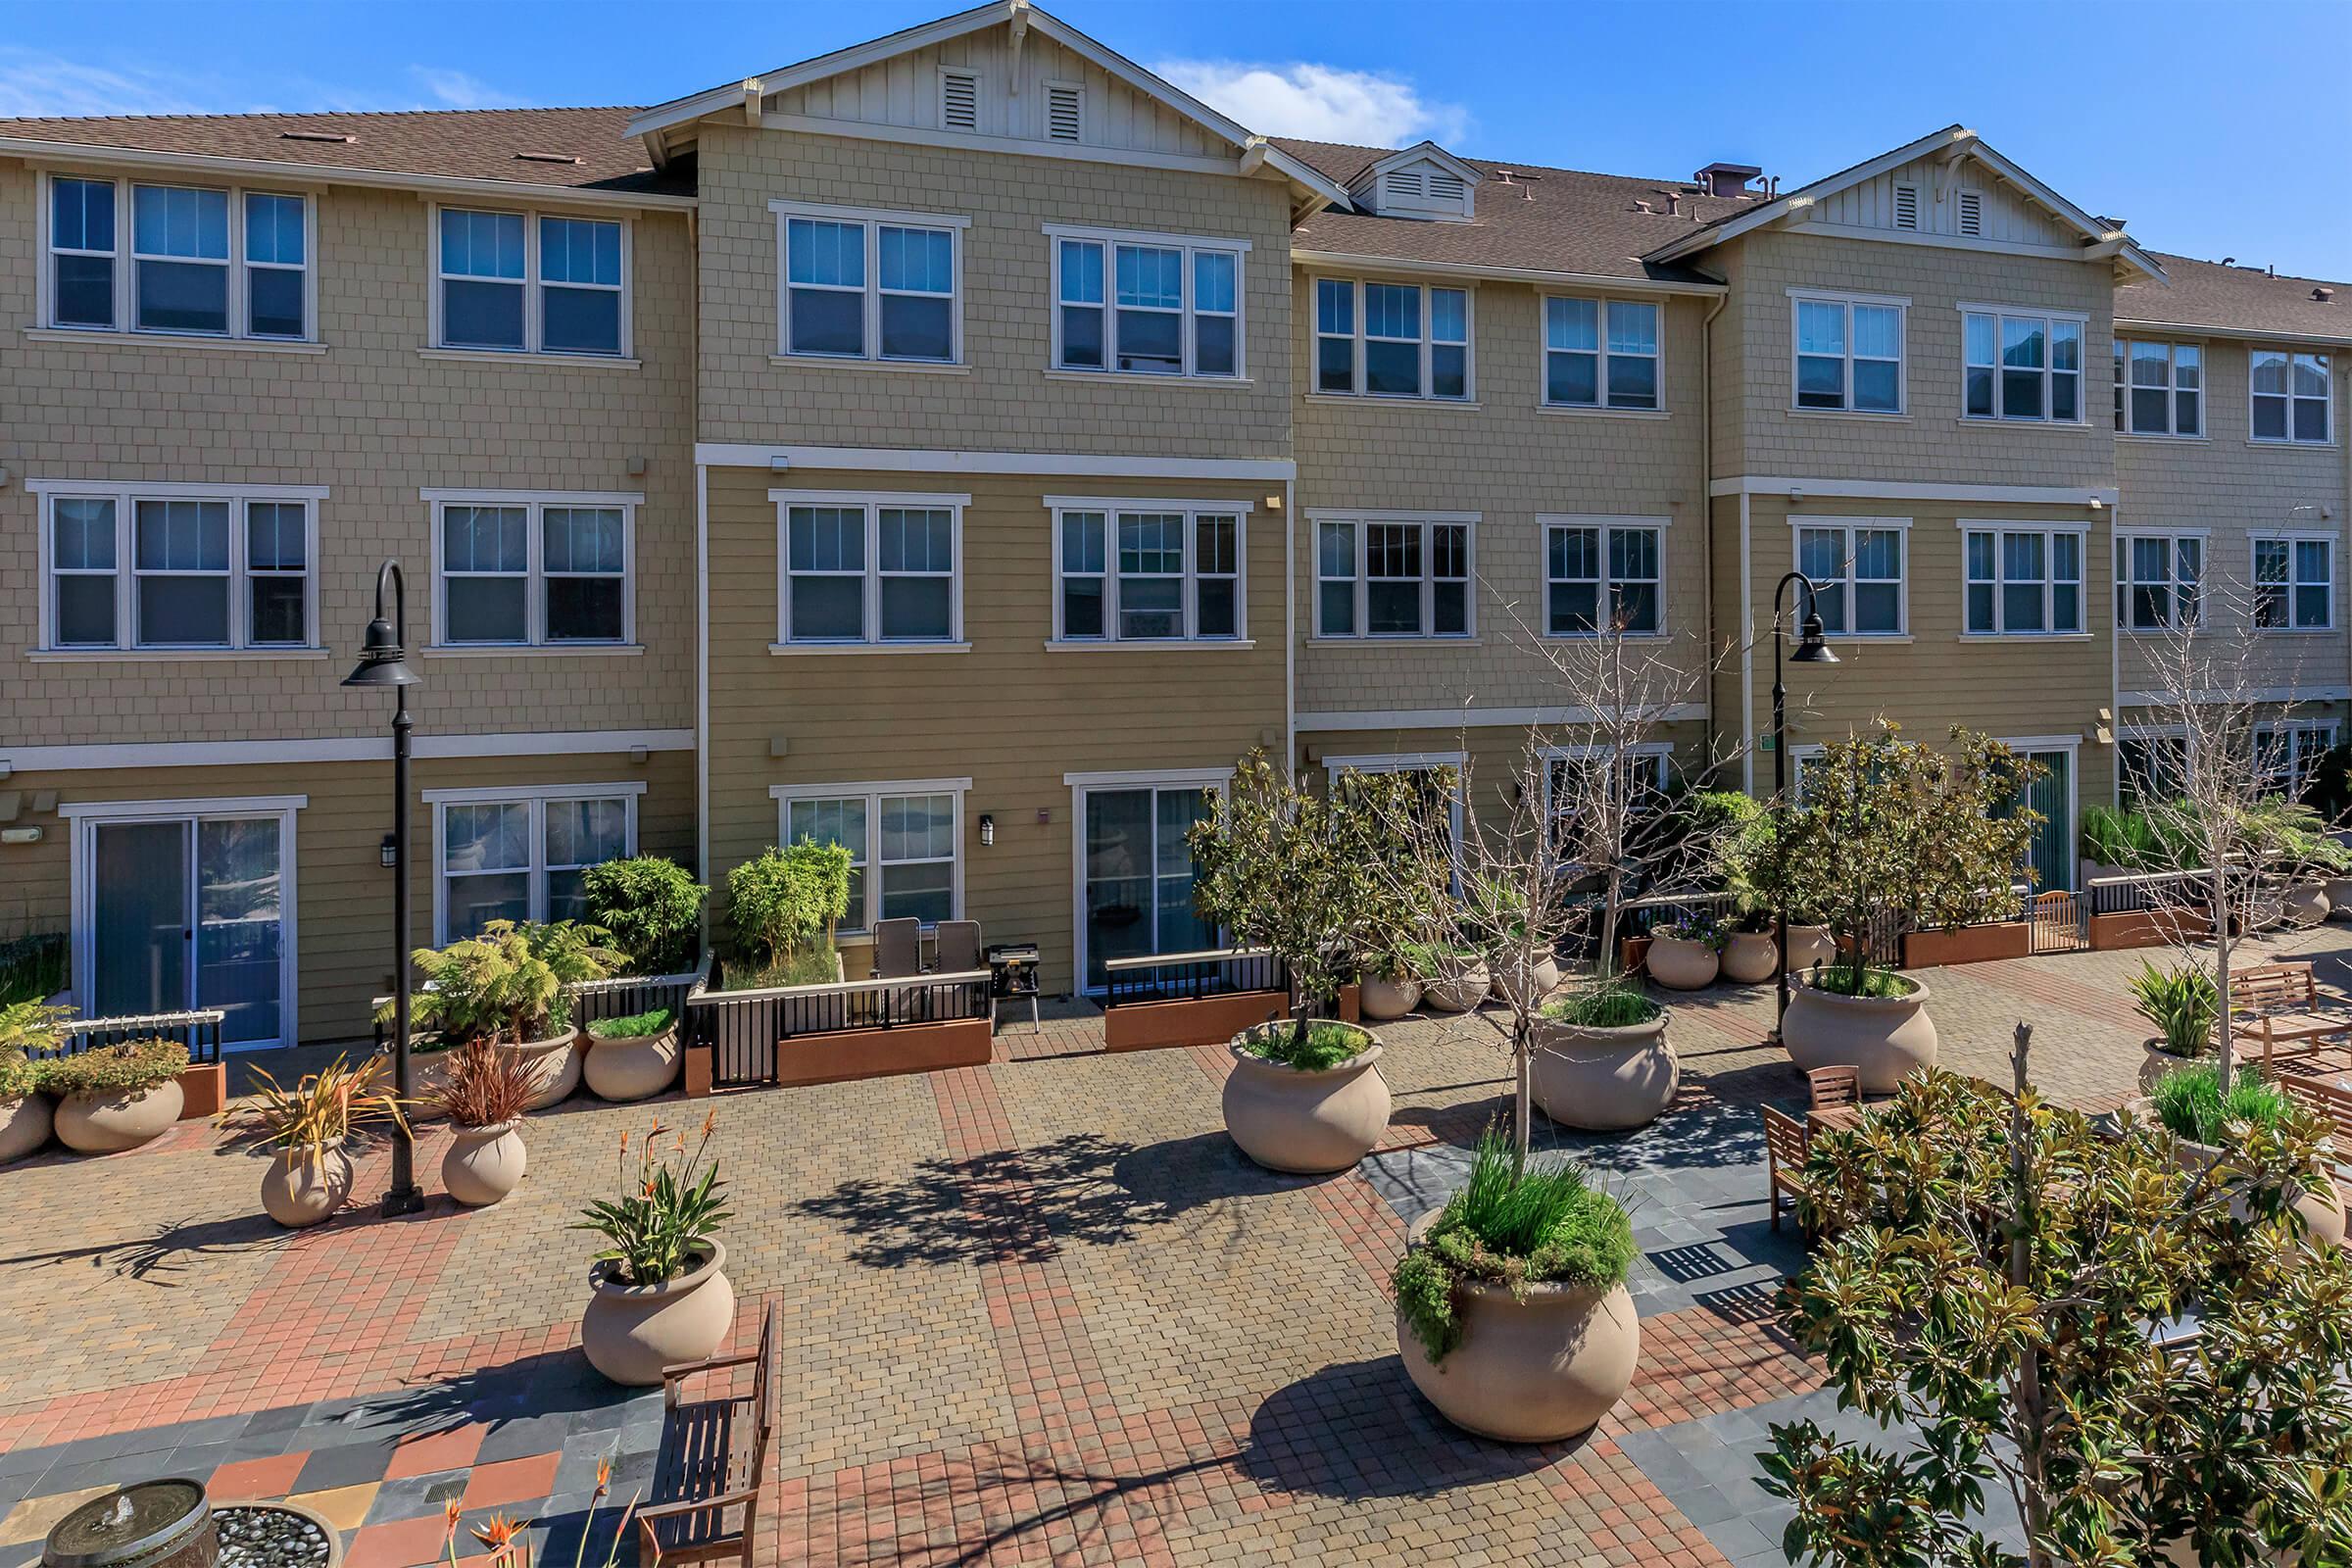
[1807,1065,1861,1111]
[1762,1105,1810,1233]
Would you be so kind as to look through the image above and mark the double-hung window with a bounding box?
[2114,533,2202,632]
[774,491,964,648]
[2250,348,2333,444]
[1050,500,1247,644]
[1544,516,1663,636]
[1963,306,2085,422]
[2114,340,2202,436]
[1048,226,1246,378]
[1313,514,1472,638]
[429,489,637,647]
[431,784,637,942]
[776,782,964,930]
[436,207,628,357]
[1543,298,1660,410]
[34,482,321,653]
[1314,278,1470,399]
[2254,536,2333,631]
[1962,523,2083,636]
[45,175,312,340]
[1793,519,1905,636]
[774,201,963,365]
[2256,723,2339,798]
[1790,291,1904,413]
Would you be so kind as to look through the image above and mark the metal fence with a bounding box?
[2085,870,2204,917]
[39,1008,225,1066]
[682,965,992,1089]
[1102,947,1287,1008]
[569,966,705,1031]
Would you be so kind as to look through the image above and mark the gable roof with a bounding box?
[2118,252,2352,345]
[1643,124,2163,284]
[0,106,691,205]
[1353,139,1484,192]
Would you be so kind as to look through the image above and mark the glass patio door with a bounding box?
[89,813,286,1047]
[2017,750,2074,894]
[1081,786,1212,991]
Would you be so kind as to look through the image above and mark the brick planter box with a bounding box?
[1900,922,2029,968]
[1106,990,1288,1053]
[683,1017,993,1094]
[2088,908,2213,951]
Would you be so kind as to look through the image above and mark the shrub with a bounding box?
[404,919,617,1045]
[2129,957,2218,1058]
[434,1041,536,1130]
[2151,1062,2291,1147]
[1238,1019,1369,1072]
[0,1001,74,1056]
[227,1054,406,1158]
[573,1110,732,1286]
[0,933,68,1009]
[2081,804,2166,870]
[727,842,852,968]
[1541,983,1661,1029]
[38,1037,189,1098]
[1391,1125,1634,1362]
[0,1052,35,1100]
[1651,915,1725,951]
[588,1005,676,1041]
[582,858,707,976]
[1803,959,1914,1000]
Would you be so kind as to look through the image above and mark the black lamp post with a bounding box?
[344,561,424,1217]
[1772,570,1838,1041]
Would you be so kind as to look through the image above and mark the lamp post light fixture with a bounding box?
[343,560,424,1217]
[1772,570,1837,1043]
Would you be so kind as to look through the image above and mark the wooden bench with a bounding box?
[636,1304,775,1568]
[2230,962,2352,1073]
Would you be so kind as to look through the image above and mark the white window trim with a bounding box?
[2252,532,2336,633]
[1308,511,1477,641]
[769,488,968,650]
[2113,338,2205,438]
[424,781,642,947]
[1540,295,1664,413]
[1540,744,1672,825]
[1538,513,1669,639]
[2248,345,2336,447]
[423,487,641,650]
[768,777,970,935]
[29,479,326,654]
[1311,276,1476,402]
[1045,496,1251,646]
[1044,222,1250,381]
[1787,288,1909,416]
[1788,514,1912,638]
[1957,519,2089,639]
[428,203,634,359]
[2114,528,2208,634]
[38,172,319,344]
[1958,301,2091,425]
[771,198,969,368]
[1322,752,1467,850]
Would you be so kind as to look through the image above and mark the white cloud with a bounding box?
[0,50,211,118]
[410,67,517,111]
[1153,59,1469,148]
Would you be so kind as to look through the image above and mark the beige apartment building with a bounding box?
[0,0,2344,1041]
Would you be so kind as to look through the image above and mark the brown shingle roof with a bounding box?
[0,107,690,199]
[1274,136,1748,285]
[2118,252,2352,342]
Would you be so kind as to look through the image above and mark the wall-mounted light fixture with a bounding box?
[979,812,996,848]
[380,833,399,869]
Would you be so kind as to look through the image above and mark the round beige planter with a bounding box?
[582,1240,735,1386]
[583,1023,682,1102]
[1531,1013,1679,1131]
[2283,880,2331,928]
[0,1093,52,1163]
[53,1077,183,1153]
[2140,1038,2209,1096]
[401,1045,457,1122]
[260,1147,354,1228]
[1784,924,1837,973]
[2129,1101,2347,1251]
[1720,931,1779,985]
[2328,878,2352,919]
[499,1029,581,1111]
[1490,955,1562,1007]
[443,1118,527,1206]
[1783,975,1937,1095]
[1222,1027,1391,1174]
[1421,962,1491,1013]
[1644,935,1719,992]
[1396,1216,1641,1443]
[1359,975,1421,1021]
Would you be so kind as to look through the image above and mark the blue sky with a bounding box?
[1,0,2344,279]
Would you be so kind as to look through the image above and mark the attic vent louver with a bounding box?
[1046,82,1082,142]
[280,129,355,144]
[1892,183,1920,229]
[1383,169,1425,200]
[1957,191,1984,237]
[941,69,979,132]
[1429,171,1466,202]
[514,152,583,165]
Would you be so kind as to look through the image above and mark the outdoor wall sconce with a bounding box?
[979,813,996,847]
[379,833,399,869]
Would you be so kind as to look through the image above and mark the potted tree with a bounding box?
[436,1041,535,1207]
[573,1110,734,1385]
[406,920,616,1111]
[1188,753,1420,1174]
[2127,956,2219,1093]
[1417,942,1492,1013]
[1392,1126,1639,1441]
[44,1036,189,1152]
[723,841,852,997]
[1690,790,1779,983]
[1356,937,1423,1022]
[582,856,709,976]
[582,1005,681,1102]
[1642,914,1722,991]
[1530,981,1676,1131]
[225,1054,407,1227]
[0,1002,65,1163]
[1775,725,2042,1092]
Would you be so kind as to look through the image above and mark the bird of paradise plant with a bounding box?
[439,1457,639,1568]
[571,1109,730,1285]
[220,1053,409,1169]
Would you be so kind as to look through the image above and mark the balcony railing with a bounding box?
[38,1008,225,1066]
[683,964,992,1088]
[1102,947,1287,1008]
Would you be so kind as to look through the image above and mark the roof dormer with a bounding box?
[1349,141,1481,221]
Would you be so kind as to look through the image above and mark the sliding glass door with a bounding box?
[1080,785,1213,991]
[83,808,291,1048]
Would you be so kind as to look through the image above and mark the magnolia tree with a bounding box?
[1764,1029,2352,1567]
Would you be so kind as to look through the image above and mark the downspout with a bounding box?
[1284,475,1298,782]
[1740,487,1754,795]
[2108,491,2120,808]
[1698,290,1728,779]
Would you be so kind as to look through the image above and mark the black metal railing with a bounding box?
[569,966,704,1032]
[1616,891,1740,941]
[40,1008,224,1066]
[682,964,992,1089]
[1101,947,1287,1008]
[2085,870,2203,918]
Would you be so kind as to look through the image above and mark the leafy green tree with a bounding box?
[1762,1034,2352,1568]
[582,856,708,975]
[726,840,853,968]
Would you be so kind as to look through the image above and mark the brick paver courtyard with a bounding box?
[4,928,2348,1568]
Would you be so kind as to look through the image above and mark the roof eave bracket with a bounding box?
[743,77,764,128]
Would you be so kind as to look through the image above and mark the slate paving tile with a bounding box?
[293,1443,396,1494]
[474,1415,570,1467]
[243,1405,314,1437]
[368,1469,471,1525]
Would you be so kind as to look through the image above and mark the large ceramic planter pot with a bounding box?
[1421,963,1491,1013]
[2327,877,2352,919]
[1720,931,1779,985]
[499,1030,580,1111]
[2139,1038,2208,1095]
[582,1239,735,1386]
[1531,1013,1679,1131]
[1783,976,1937,1095]
[1644,935,1719,992]
[403,1046,457,1122]
[2128,1101,2346,1251]
[1490,955,1562,1007]
[1359,975,1421,1021]
[2283,880,2331,928]
[260,1147,354,1228]
[1395,1216,1641,1443]
[54,1078,183,1153]
[0,1094,52,1163]
[1222,1026,1390,1174]
[443,1118,527,1206]
[583,1022,682,1102]
[1784,924,1836,973]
